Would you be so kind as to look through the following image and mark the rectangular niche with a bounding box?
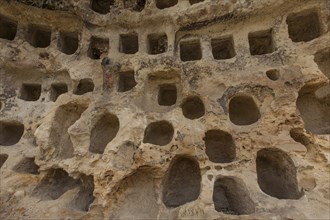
[50,83,68,101]
[0,121,24,146]
[211,36,236,60]
[19,83,41,101]
[25,24,51,48]
[180,39,202,61]
[0,16,17,40]
[58,31,79,55]
[286,10,321,42]
[147,33,168,55]
[118,71,137,92]
[142,71,181,112]
[158,84,177,106]
[119,33,139,54]
[88,36,109,59]
[248,29,274,55]
[74,78,94,95]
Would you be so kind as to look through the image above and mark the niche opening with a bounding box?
[69,175,95,211]
[213,177,255,215]
[143,121,174,146]
[49,103,87,159]
[158,84,177,106]
[13,157,39,174]
[58,32,79,55]
[89,113,120,154]
[74,79,94,95]
[19,83,41,101]
[33,169,80,200]
[211,36,236,60]
[88,36,109,59]
[229,95,260,125]
[119,33,138,54]
[296,84,330,134]
[0,121,24,146]
[256,148,302,199]
[118,71,137,92]
[286,10,321,42]
[248,29,274,55]
[26,24,51,48]
[0,16,17,40]
[266,69,280,81]
[162,156,201,207]
[204,130,236,163]
[181,96,205,119]
[147,33,168,54]
[180,39,202,61]
[50,83,68,101]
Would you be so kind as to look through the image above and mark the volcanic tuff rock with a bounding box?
[0,0,329,219]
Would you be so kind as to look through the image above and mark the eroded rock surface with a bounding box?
[0,0,329,219]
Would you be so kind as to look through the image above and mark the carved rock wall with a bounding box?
[0,0,329,219]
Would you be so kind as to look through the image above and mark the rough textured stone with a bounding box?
[0,0,329,219]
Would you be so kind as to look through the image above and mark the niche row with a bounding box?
[88,32,169,59]
[160,148,300,215]
[16,78,94,102]
[0,16,79,55]
[0,120,24,146]
[91,0,205,14]
[0,9,322,59]
[59,9,323,61]
[180,6,322,62]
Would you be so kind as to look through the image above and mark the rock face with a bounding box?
[0,0,329,219]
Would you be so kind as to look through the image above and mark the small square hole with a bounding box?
[158,84,177,106]
[118,71,137,92]
[124,0,146,12]
[211,36,236,60]
[180,39,202,61]
[26,25,51,48]
[0,16,17,40]
[248,29,274,55]
[88,36,109,59]
[19,83,41,101]
[119,33,139,54]
[156,0,178,9]
[0,121,24,146]
[58,32,79,55]
[74,78,94,95]
[147,33,168,55]
[286,11,321,42]
[50,83,68,101]
[91,0,114,14]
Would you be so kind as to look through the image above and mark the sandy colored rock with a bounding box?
[0,0,329,219]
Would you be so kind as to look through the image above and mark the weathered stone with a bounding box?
[0,0,329,219]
